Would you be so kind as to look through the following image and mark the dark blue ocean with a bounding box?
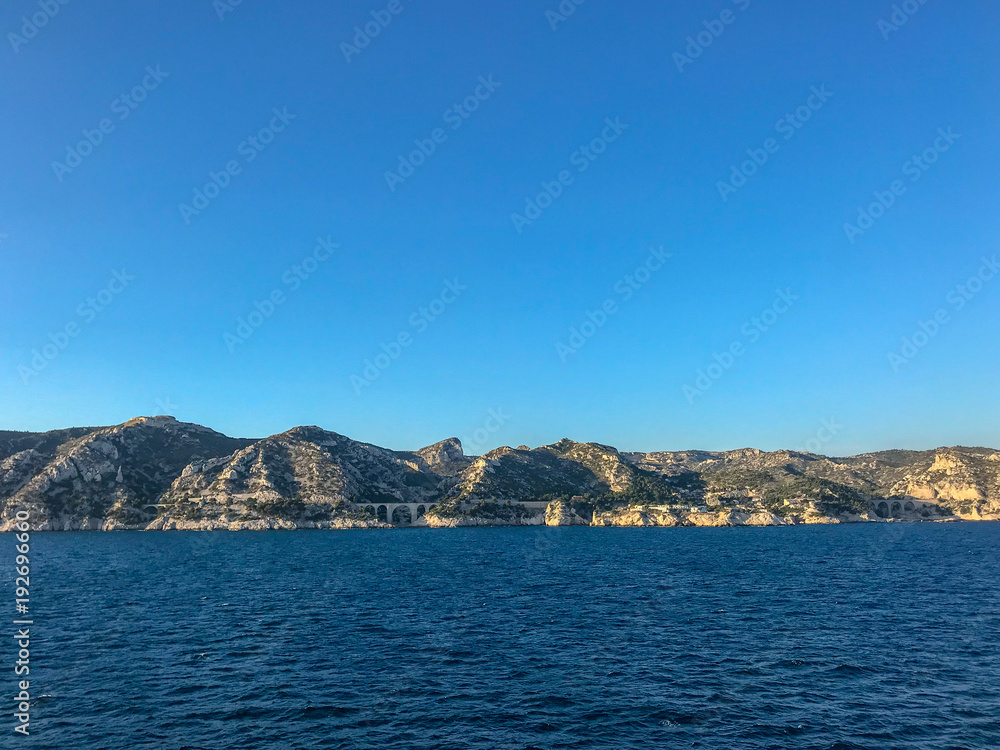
[9,523,1000,749]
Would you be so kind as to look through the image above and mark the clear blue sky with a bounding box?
[2,0,998,455]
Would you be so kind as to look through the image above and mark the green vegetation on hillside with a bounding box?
[762,476,870,515]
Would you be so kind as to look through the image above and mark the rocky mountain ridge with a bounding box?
[2,416,998,531]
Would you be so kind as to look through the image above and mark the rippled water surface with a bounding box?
[12,523,1000,749]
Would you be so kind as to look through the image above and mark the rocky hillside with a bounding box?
[1,417,998,530]
[151,426,459,530]
[628,445,1000,520]
[0,417,252,530]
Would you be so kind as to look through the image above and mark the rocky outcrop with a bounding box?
[413,438,470,474]
[592,507,681,527]
[592,507,850,527]
[544,498,589,526]
[421,512,544,528]
[141,516,389,531]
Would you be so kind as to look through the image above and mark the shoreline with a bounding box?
[9,515,993,533]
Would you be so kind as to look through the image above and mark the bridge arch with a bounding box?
[355,501,437,525]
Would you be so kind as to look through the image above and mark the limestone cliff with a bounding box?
[886,449,1000,519]
[544,498,589,526]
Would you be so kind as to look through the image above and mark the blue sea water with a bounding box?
[8,523,1000,749]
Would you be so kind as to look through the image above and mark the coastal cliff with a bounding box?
[1,416,998,531]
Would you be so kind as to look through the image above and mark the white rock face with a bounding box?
[140,516,389,531]
[544,499,588,526]
[422,514,544,528]
[742,511,791,526]
[592,507,681,527]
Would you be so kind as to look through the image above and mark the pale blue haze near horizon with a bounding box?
[1,0,998,455]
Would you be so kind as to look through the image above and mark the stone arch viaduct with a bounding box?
[873,498,918,518]
[355,502,437,525]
